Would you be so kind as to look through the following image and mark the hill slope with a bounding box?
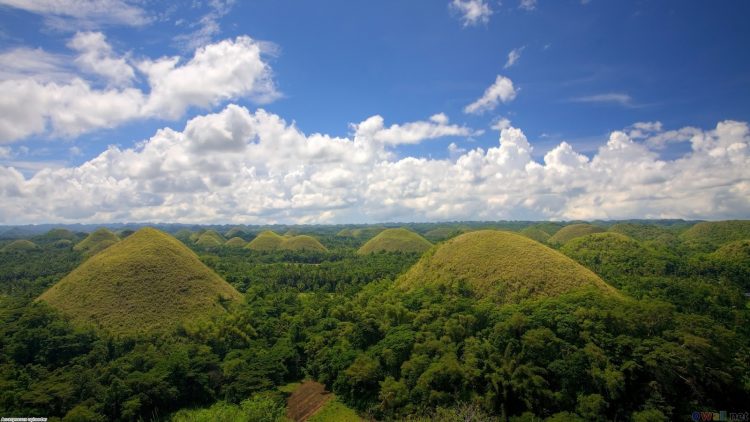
[195,230,225,248]
[2,239,39,252]
[246,231,286,251]
[38,227,241,335]
[224,237,247,248]
[397,230,616,303]
[681,220,750,249]
[548,224,605,246]
[357,228,432,254]
[74,228,119,256]
[281,235,328,252]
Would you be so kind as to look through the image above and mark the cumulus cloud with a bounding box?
[0,34,278,143]
[504,47,524,69]
[450,0,492,27]
[0,105,747,224]
[0,0,151,29]
[352,113,475,146]
[173,0,236,51]
[464,75,517,114]
[68,31,135,86]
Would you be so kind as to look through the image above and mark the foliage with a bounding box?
[680,220,750,251]
[357,228,432,254]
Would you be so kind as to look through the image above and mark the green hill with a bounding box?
[681,220,750,250]
[423,227,468,242]
[2,239,39,252]
[195,230,225,248]
[174,229,193,242]
[336,227,385,239]
[53,239,74,248]
[281,235,328,252]
[38,227,241,335]
[520,226,551,243]
[608,223,676,242]
[708,239,750,290]
[396,230,616,304]
[38,228,77,241]
[73,228,119,256]
[225,227,249,239]
[246,230,285,251]
[357,228,432,254]
[224,237,248,248]
[560,232,669,281]
[547,224,605,246]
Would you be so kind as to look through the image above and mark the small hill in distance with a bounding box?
[520,226,551,243]
[195,230,225,248]
[681,220,750,250]
[397,230,617,304]
[37,228,77,242]
[2,239,39,252]
[336,227,385,239]
[73,228,119,257]
[224,227,249,239]
[357,228,432,254]
[423,226,469,242]
[547,223,605,246]
[281,235,328,252]
[224,237,247,248]
[38,227,241,335]
[246,231,327,252]
[246,230,285,251]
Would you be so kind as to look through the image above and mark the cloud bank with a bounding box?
[0,33,277,143]
[0,105,747,224]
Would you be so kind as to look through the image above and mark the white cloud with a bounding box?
[571,93,633,106]
[464,75,517,114]
[0,146,11,159]
[0,34,278,143]
[504,46,524,69]
[0,105,748,223]
[352,113,475,146]
[519,0,537,11]
[0,47,72,82]
[450,0,492,27]
[0,0,151,29]
[68,31,134,87]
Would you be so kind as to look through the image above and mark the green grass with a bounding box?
[38,227,241,336]
[520,226,551,243]
[681,220,750,250]
[224,237,248,248]
[307,397,362,422]
[357,228,432,254]
[246,230,285,251]
[195,230,225,248]
[280,235,328,252]
[547,223,605,246]
[1,239,39,252]
[73,228,119,255]
[397,230,617,304]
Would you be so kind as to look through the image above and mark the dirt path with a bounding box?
[286,380,333,422]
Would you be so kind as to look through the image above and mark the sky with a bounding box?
[0,0,748,224]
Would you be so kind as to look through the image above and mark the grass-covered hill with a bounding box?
[547,223,605,246]
[519,226,551,243]
[680,220,750,250]
[37,228,78,242]
[224,227,249,239]
[560,232,669,282]
[195,230,225,248]
[280,235,328,252]
[73,228,119,256]
[245,231,327,252]
[397,230,617,303]
[37,227,241,335]
[608,223,677,242]
[423,226,469,242]
[246,230,286,251]
[357,228,432,254]
[1,239,39,252]
[224,237,248,248]
[336,227,385,239]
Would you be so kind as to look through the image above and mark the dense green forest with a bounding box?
[0,221,748,421]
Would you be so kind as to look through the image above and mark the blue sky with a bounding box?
[0,0,748,224]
